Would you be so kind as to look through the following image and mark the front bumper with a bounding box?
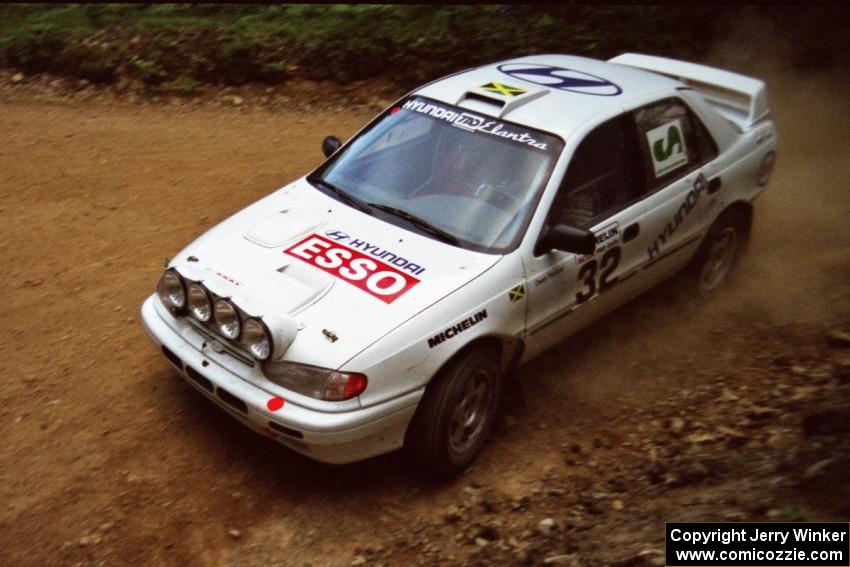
[140,295,421,464]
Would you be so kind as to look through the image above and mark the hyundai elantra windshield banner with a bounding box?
[399,97,557,152]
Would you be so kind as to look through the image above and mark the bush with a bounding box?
[61,42,122,82]
[0,5,727,90]
[0,24,77,73]
[159,74,202,95]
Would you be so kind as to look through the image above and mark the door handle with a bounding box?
[707,177,722,195]
[623,223,639,243]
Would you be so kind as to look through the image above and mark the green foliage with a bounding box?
[781,505,817,522]
[0,4,723,89]
[0,23,76,72]
[62,43,121,83]
[132,58,168,84]
[159,74,202,95]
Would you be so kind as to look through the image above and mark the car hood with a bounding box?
[170,178,502,370]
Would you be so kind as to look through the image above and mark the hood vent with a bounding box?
[457,92,505,116]
[244,209,324,248]
[247,261,334,316]
[456,83,549,119]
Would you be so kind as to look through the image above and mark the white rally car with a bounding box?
[141,53,777,475]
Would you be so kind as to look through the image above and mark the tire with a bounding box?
[406,346,502,478]
[690,210,747,294]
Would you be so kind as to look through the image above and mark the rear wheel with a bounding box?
[690,210,747,294]
[406,346,501,478]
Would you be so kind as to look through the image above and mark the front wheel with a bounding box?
[406,346,502,478]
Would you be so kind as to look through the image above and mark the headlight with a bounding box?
[264,361,367,401]
[187,282,212,322]
[214,298,241,339]
[157,269,186,309]
[241,318,272,361]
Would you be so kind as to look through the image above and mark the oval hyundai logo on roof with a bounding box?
[497,63,622,96]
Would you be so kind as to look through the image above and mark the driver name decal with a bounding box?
[401,99,548,151]
[285,234,420,304]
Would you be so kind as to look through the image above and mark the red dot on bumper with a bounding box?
[267,397,285,411]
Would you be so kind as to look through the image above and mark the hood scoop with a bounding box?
[244,209,325,248]
[456,82,549,119]
[239,260,335,317]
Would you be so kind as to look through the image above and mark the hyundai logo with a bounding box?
[324,230,350,242]
[497,63,622,96]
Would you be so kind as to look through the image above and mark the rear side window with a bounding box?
[633,97,716,192]
[691,110,718,164]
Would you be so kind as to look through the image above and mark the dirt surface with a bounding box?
[2,15,850,567]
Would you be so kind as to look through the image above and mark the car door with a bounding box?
[522,114,645,357]
[522,98,718,359]
[626,96,719,284]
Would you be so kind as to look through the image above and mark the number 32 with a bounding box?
[575,247,621,304]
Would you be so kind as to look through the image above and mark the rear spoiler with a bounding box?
[608,53,768,129]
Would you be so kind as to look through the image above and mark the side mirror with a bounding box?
[322,135,342,158]
[534,224,596,256]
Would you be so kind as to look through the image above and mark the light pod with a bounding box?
[214,298,241,339]
[187,282,212,322]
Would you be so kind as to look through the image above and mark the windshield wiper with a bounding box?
[310,178,372,213]
[367,202,460,245]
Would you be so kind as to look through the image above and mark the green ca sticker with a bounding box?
[647,119,688,177]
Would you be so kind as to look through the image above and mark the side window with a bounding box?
[547,115,641,229]
[633,97,715,192]
[690,110,718,164]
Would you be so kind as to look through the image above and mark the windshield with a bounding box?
[309,96,564,254]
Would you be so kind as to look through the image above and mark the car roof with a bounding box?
[414,54,682,142]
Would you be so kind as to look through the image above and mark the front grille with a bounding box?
[186,319,255,367]
[185,366,215,393]
[161,345,183,370]
[216,387,248,414]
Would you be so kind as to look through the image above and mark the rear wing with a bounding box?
[609,53,768,130]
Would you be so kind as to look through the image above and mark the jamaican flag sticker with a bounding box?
[480,82,528,97]
[508,283,526,303]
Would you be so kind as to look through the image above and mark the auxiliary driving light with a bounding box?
[241,318,272,360]
[214,298,241,339]
[187,282,212,322]
[157,269,186,309]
